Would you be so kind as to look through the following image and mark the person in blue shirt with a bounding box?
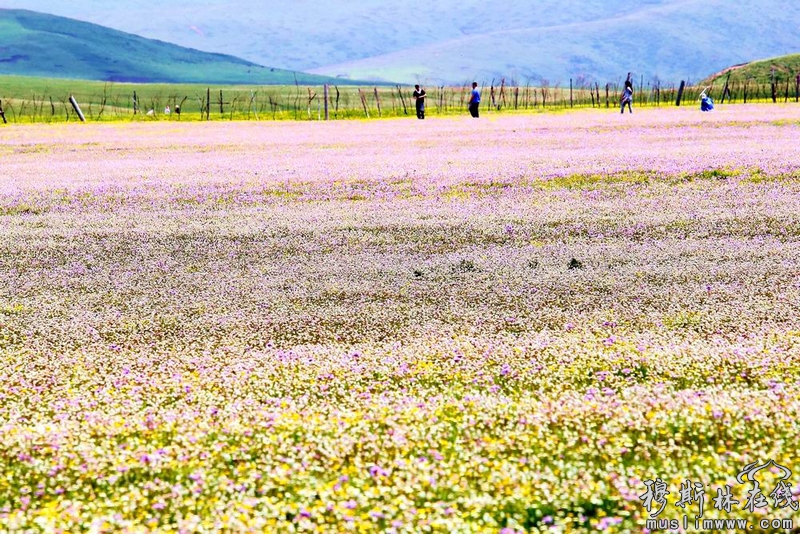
[468,82,481,118]
[700,90,714,111]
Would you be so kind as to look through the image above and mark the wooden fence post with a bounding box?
[524,83,530,109]
[771,68,777,103]
[605,84,609,108]
[357,89,369,118]
[206,88,211,120]
[373,87,382,117]
[569,78,573,107]
[69,95,86,122]
[796,74,799,103]
[306,88,317,119]
[396,85,408,115]
[177,96,187,120]
[675,80,686,106]
[721,73,731,104]
[0,100,5,124]
[324,84,329,120]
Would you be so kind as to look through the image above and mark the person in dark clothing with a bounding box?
[468,82,480,118]
[413,85,426,119]
[621,72,634,114]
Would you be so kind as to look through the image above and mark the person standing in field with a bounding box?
[468,82,481,118]
[620,73,634,114]
[413,85,426,119]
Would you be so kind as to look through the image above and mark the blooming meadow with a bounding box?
[1,106,799,532]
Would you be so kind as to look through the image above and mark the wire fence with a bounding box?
[1,77,798,124]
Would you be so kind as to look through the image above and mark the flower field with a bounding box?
[1,105,799,532]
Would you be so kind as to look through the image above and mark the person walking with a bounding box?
[468,82,481,118]
[620,73,633,114]
[413,85,426,119]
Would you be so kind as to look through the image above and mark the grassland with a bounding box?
[1,106,799,531]
[2,74,795,124]
[703,54,800,85]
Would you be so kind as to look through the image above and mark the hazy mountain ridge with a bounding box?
[1,1,798,84]
[307,1,799,85]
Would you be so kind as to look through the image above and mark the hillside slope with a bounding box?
[702,54,800,85]
[0,9,349,85]
[1,0,798,84]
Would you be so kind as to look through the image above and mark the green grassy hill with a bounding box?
[0,9,352,85]
[702,54,800,85]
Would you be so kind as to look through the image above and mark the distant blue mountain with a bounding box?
[1,1,798,85]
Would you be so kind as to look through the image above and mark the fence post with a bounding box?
[357,89,369,118]
[0,100,5,124]
[569,78,573,107]
[675,80,686,106]
[69,95,86,122]
[796,74,799,102]
[721,73,731,104]
[177,96,187,120]
[771,68,777,103]
[605,84,609,108]
[324,84,329,120]
[373,87,382,117]
[306,87,317,120]
[396,85,408,115]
